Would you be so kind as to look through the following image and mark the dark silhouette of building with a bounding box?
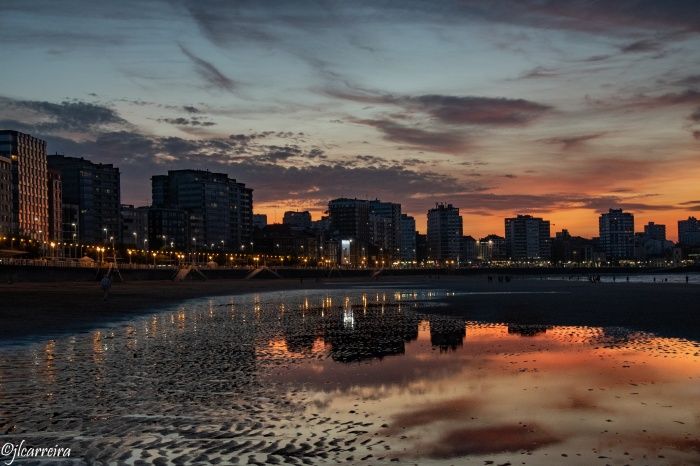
[477,234,506,261]
[369,200,402,260]
[678,217,700,247]
[599,208,634,260]
[551,229,596,263]
[644,222,666,241]
[427,203,463,262]
[505,214,551,260]
[0,130,49,241]
[460,235,477,262]
[283,210,312,230]
[252,214,267,230]
[47,168,62,242]
[152,170,252,250]
[400,214,417,261]
[48,154,120,245]
[416,233,428,263]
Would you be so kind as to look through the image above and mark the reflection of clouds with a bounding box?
[418,423,561,458]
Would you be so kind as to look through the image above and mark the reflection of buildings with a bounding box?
[322,304,418,362]
[507,324,550,337]
[429,318,466,351]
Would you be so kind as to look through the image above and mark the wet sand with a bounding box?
[1,275,699,343]
[0,290,697,466]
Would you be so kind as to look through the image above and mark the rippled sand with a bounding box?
[0,289,698,465]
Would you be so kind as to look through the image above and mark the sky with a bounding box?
[1,0,700,239]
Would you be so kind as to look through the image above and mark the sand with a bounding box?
[1,275,699,343]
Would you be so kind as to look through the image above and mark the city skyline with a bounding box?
[2,1,700,238]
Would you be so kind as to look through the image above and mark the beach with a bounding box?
[1,275,699,343]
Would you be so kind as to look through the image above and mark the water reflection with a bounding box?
[0,289,697,465]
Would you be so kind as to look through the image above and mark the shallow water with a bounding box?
[0,289,698,465]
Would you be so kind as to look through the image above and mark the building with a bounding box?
[399,214,416,261]
[504,214,551,260]
[283,211,312,230]
[644,222,666,241]
[460,235,477,263]
[0,130,49,241]
[0,155,12,236]
[48,154,120,245]
[427,203,463,262]
[328,198,371,265]
[477,234,506,261]
[47,168,62,242]
[120,204,150,248]
[253,214,268,230]
[369,200,402,259]
[551,229,596,263]
[599,208,635,260]
[678,217,700,247]
[152,170,253,250]
[148,207,188,250]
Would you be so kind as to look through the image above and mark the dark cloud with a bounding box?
[0,96,128,133]
[353,119,471,154]
[620,38,663,53]
[694,130,700,140]
[689,108,700,122]
[182,105,201,114]
[518,66,560,79]
[328,88,552,126]
[540,133,606,150]
[158,117,216,127]
[178,43,236,92]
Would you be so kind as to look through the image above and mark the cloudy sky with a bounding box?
[2,0,700,238]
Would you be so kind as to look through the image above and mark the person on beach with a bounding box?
[100,275,112,300]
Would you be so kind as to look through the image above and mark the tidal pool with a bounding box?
[0,289,698,465]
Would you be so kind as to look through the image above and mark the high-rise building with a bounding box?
[678,217,700,247]
[399,214,416,261]
[0,130,49,241]
[328,198,370,243]
[47,168,62,242]
[644,222,666,241]
[504,214,551,260]
[478,234,506,261]
[551,229,596,263]
[427,203,463,261]
[48,154,120,245]
[599,208,635,260]
[369,200,401,259]
[151,170,253,250]
[283,210,312,230]
[0,155,12,236]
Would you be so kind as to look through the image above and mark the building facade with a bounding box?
[0,130,49,241]
[120,204,150,248]
[599,208,635,260]
[152,170,253,250]
[369,200,402,260]
[283,210,312,230]
[48,154,120,245]
[0,155,12,236]
[399,214,416,261]
[47,168,62,242]
[678,217,700,247]
[427,203,463,262]
[643,222,666,241]
[505,214,551,260]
